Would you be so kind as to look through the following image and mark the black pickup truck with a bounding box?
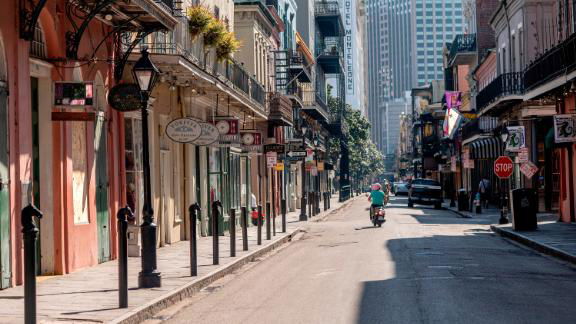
[407,179,443,209]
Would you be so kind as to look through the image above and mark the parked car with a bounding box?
[393,182,409,196]
[407,179,443,209]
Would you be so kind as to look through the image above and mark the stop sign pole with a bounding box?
[494,156,513,224]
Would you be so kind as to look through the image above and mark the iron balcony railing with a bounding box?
[250,78,266,106]
[476,72,523,112]
[524,33,576,91]
[316,37,343,58]
[315,1,341,16]
[448,34,476,62]
[155,0,183,16]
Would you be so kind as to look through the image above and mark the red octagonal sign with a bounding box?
[494,156,514,179]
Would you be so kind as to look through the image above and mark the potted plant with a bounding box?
[203,20,227,48]
[187,6,213,38]
[216,32,240,61]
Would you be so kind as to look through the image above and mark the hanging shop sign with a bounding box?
[553,114,576,143]
[211,117,240,147]
[266,152,277,168]
[51,111,96,121]
[240,131,263,153]
[311,166,318,176]
[264,144,285,153]
[192,122,220,146]
[54,81,94,107]
[165,118,202,143]
[317,161,325,171]
[505,126,526,152]
[520,161,539,179]
[107,83,141,112]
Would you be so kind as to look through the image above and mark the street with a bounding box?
[150,196,576,324]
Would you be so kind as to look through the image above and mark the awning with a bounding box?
[469,137,504,159]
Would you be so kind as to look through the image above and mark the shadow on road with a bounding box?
[355,232,576,324]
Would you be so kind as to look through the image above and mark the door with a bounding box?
[0,82,10,288]
[95,113,110,262]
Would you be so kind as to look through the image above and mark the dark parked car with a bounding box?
[408,179,443,209]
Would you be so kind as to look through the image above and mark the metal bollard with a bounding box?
[230,208,236,257]
[117,206,133,308]
[308,192,313,217]
[257,205,262,245]
[189,203,201,276]
[22,204,43,324]
[323,192,328,211]
[281,199,287,233]
[266,202,271,240]
[212,201,222,265]
[272,201,276,236]
[241,207,248,251]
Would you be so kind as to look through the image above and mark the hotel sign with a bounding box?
[344,0,354,95]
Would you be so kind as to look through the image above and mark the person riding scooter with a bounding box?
[368,183,385,220]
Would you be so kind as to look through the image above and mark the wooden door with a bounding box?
[95,113,110,262]
[0,82,10,288]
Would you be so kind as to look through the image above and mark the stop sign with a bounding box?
[494,156,514,178]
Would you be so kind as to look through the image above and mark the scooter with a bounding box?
[370,206,385,227]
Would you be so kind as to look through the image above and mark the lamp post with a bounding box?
[499,127,510,225]
[132,48,162,288]
[299,125,308,221]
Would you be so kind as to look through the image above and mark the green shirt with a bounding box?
[370,190,385,205]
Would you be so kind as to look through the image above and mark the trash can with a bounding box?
[511,188,538,231]
[457,189,469,211]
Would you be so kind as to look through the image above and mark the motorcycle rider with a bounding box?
[368,183,385,220]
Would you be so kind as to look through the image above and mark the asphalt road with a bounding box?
[153,196,576,324]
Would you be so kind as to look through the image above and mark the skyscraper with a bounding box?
[366,0,467,159]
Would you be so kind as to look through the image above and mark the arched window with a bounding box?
[30,23,47,59]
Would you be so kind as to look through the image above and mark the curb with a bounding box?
[490,225,576,266]
[110,197,355,324]
[311,196,359,223]
[444,207,473,219]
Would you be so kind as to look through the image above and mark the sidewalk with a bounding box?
[0,196,354,324]
[443,202,558,224]
[491,222,576,266]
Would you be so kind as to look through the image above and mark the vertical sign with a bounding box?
[344,0,354,95]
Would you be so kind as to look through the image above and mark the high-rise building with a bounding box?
[365,0,467,157]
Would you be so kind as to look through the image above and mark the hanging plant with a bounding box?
[187,6,213,38]
[216,32,240,61]
[203,20,227,48]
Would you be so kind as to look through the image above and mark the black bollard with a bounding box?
[257,205,262,245]
[266,202,271,240]
[241,207,248,251]
[308,192,313,217]
[117,206,133,308]
[281,199,287,233]
[323,192,328,211]
[22,204,43,324]
[212,201,222,265]
[230,208,236,257]
[188,203,201,276]
[272,201,276,237]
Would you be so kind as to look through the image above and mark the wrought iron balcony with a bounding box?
[269,94,294,125]
[448,34,476,66]
[524,33,576,92]
[288,51,313,82]
[476,72,523,113]
[315,1,344,37]
[316,37,344,74]
[155,0,183,16]
[301,90,330,122]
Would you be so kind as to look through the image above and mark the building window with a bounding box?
[30,23,47,59]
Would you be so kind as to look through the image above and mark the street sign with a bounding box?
[518,147,529,163]
[264,144,285,153]
[520,161,539,179]
[266,152,277,168]
[286,143,304,151]
[275,162,284,171]
[286,151,306,158]
[494,156,514,179]
[317,161,324,171]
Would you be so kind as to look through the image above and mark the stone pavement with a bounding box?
[0,195,353,324]
[491,221,576,265]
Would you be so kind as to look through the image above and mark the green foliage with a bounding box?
[327,91,385,181]
[216,32,241,61]
[187,6,213,38]
[203,20,227,48]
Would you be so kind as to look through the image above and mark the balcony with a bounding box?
[476,72,523,114]
[316,37,344,74]
[302,90,330,122]
[448,34,476,66]
[524,33,576,94]
[269,94,294,126]
[288,51,312,82]
[315,1,344,37]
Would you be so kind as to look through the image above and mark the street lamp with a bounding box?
[299,125,308,221]
[132,48,162,288]
[498,126,510,225]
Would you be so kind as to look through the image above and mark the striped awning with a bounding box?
[469,137,504,159]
